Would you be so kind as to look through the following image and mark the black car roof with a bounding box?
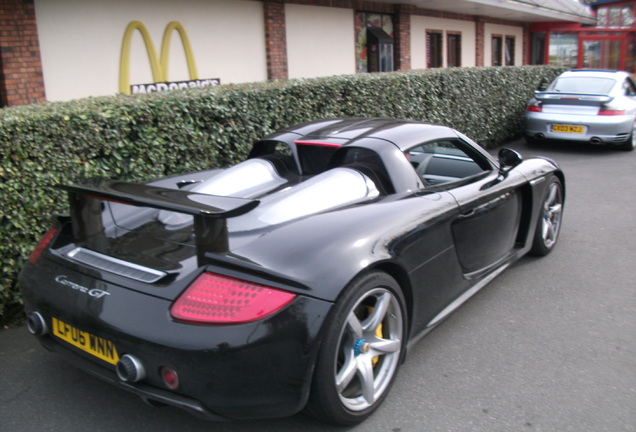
[263,118,458,151]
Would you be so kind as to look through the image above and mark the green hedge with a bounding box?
[0,65,564,326]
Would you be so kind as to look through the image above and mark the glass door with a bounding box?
[580,36,624,70]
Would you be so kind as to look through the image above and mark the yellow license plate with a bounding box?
[551,124,585,134]
[52,317,119,365]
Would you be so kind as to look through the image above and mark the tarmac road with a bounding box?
[1,138,634,432]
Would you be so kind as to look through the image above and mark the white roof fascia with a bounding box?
[467,0,596,24]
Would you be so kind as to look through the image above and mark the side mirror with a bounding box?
[498,148,522,175]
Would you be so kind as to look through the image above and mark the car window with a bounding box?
[330,147,394,194]
[407,140,486,187]
[248,140,298,174]
[623,78,636,96]
[551,77,616,94]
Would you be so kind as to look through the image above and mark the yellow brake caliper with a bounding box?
[367,306,383,367]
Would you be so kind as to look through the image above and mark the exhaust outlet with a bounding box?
[26,312,48,336]
[116,354,146,383]
[590,137,603,145]
[534,133,545,140]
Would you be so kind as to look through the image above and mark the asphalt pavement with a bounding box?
[1,137,634,432]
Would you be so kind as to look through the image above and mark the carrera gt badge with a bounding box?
[55,275,110,299]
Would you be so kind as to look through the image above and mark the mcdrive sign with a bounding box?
[120,21,220,95]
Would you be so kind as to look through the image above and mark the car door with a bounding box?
[447,169,526,275]
[410,138,526,276]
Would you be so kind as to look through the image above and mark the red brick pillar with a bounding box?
[394,5,412,71]
[263,1,288,80]
[522,23,530,65]
[0,0,46,107]
[475,16,484,67]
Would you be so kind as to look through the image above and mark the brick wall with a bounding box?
[475,17,485,67]
[522,23,530,65]
[394,5,412,71]
[264,1,289,80]
[0,0,46,107]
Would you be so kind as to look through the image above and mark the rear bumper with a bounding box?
[19,258,332,420]
[37,335,229,420]
[525,112,634,144]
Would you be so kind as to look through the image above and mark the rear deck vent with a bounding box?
[66,247,167,283]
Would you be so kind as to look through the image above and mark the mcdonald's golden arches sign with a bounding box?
[120,21,219,95]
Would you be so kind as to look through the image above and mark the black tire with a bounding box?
[530,176,564,256]
[305,271,407,426]
[618,134,635,151]
[617,118,636,151]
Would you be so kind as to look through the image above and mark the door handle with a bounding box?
[459,209,475,219]
[459,193,511,219]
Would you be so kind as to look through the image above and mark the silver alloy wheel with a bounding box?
[540,181,563,248]
[334,287,404,412]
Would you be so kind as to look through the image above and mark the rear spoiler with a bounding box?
[58,178,259,263]
[533,90,613,104]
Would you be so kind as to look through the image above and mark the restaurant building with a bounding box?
[0,0,594,107]
[530,0,636,72]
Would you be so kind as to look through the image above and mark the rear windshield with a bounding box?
[297,144,339,175]
[550,77,616,94]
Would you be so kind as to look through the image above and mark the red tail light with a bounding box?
[526,104,542,113]
[28,228,58,265]
[170,273,296,324]
[598,109,626,116]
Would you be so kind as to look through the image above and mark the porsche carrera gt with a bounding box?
[19,118,565,425]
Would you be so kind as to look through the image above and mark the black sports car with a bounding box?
[19,118,565,425]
